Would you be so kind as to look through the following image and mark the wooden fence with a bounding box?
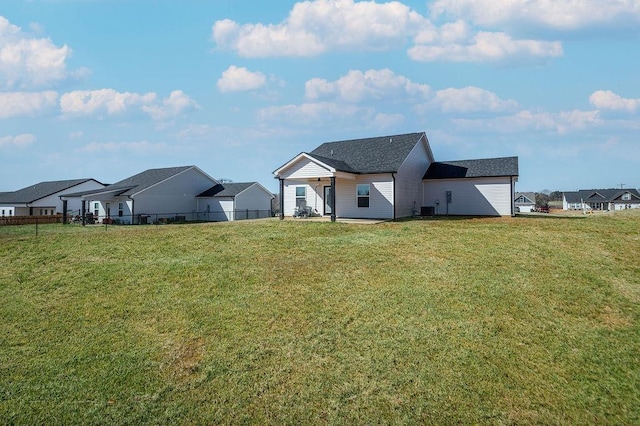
[0,215,65,226]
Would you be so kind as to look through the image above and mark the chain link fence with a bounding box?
[1,209,273,228]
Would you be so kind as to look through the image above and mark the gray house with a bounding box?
[62,166,219,224]
[0,178,105,217]
[274,132,518,220]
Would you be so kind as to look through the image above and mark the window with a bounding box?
[622,193,631,201]
[94,202,99,217]
[1,209,4,216]
[357,184,370,208]
[118,202,124,217]
[295,186,306,208]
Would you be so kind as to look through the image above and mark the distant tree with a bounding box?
[535,192,550,207]
[218,178,233,183]
[549,191,563,201]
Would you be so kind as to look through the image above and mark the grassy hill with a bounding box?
[1,211,639,424]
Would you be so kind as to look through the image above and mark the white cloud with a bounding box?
[305,68,431,102]
[430,0,640,31]
[211,2,565,63]
[78,140,167,154]
[258,101,375,127]
[589,90,640,112]
[60,89,157,116]
[60,89,198,121]
[217,66,267,93]
[424,86,518,113]
[0,91,58,118]
[453,109,602,134]
[0,16,80,89]
[212,0,426,57]
[0,133,36,148]
[372,112,405,129]
[142,90,200,120]
[409,31,562,62]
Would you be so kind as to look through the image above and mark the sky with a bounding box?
[1,0,639,194]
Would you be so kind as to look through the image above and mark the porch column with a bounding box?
[279,178,285,220]
[62,200,68,224]
[81,200,86,226]
[330,176,336,222]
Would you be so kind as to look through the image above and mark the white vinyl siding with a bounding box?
[280,157,333,180]
[423,177,513,216]
[132,168,214,217]
[394,135,432,218]
[234,184,273,214]
[283,181,315,216]
[335,176,394,219]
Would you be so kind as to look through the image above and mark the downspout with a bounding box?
[62,199,68,224]
[279,179,285,220]
[392,173,396,220]
[330,176,336,222]
[510,176,515,216]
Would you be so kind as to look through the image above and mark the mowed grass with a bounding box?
[1,211,639,424]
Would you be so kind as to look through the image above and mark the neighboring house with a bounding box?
[563,189,640,211]
[62,166,220,224]
[0,179,105,217]
[422,157,519,217]
[274,132,518,220]
[196,182,274,221]
[514,192,536,213]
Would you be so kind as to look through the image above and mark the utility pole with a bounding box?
[619,183,625,189]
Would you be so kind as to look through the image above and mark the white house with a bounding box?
[274,132,519,220]
[196,182,274,221]
[514,192,536,213]
[63,166,220,224]
[0,179,105,218]
[563,189,640,211]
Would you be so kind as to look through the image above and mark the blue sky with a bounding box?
[1,0,639,193]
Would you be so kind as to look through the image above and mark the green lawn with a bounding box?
[1,212,639,424]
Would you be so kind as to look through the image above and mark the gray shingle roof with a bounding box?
[563,189,640,203]
[212,182,255,197]
[196,183,225,197]
[0,179,99,204]
[308,132,427,174]
[100,166,193,196]
[515,192,536,204]
[423,157,519,180]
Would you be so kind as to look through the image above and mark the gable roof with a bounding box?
[515,192,536,204]
[63,166,204,199]
[212,182,255,197]
[423,156,519,180]
[0,179,101,204]
[104,166,194,196]
[564,188,640,203]
[300,132,429,174]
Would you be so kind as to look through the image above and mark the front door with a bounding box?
[324,186,333,215]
